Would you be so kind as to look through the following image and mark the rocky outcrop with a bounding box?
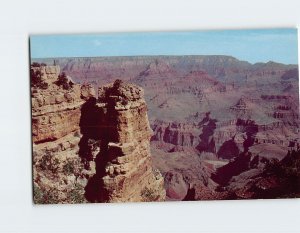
[230,97,252,119]
[151,116,233,155]
[83,80,166,202]
[80,83,96,100]
[164,171,188,200]
[151,120,201,147]
[211,149,300,199]
[32,66,96,204]
[32,66,164,204]
[31,66,95,143]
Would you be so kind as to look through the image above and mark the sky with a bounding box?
[30,28,298,64]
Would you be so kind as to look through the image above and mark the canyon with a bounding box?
[32,55,300,203]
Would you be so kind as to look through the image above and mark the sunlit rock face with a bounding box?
[32,66,164,204]
[32,66,96,204]
[83,81,166,203]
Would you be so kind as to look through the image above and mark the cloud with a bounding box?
[93,39,103,46]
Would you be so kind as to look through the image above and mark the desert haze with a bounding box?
[31,55,300,203]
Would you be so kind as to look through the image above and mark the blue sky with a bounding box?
[30,28,298,64]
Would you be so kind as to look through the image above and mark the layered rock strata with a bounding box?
[32,66,164,203]
[32,66,96,204]
[31,66,86,143]
[84,81,166,202]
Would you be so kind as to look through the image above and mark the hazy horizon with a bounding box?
[31,54,298,66]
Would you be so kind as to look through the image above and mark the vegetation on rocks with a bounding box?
[141,187,158,202]
[38,151,60,176]
[62,158,83,177]
[55,72,74,90]
[33,184,60,204]
[30,66,48,89]
[68,183,87,203]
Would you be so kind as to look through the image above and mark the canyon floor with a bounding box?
[31,56,300,203]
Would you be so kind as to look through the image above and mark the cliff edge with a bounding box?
[83,80,166,202]
[31,65,165,204]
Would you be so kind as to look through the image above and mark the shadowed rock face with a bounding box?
[217,138,240,159]
[196,116,217,153]
[32,67,165,204]
[211,149,300,199]
[82,80,166,202]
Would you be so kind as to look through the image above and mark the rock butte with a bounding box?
[83,81,165,202]
[32,66,165,204]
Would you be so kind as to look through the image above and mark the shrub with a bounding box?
[38,151,60,175]
[62,158,83,177]
[31,62,41,67]
[55,72,73,90]
[33,184,60,204]
[113,79,123,89]
[62,159,75,175]
[121,98,128,106]
[33,184,43,203]
[141,187,157,202]
[68,183,86,203]
[30,68,48,89]
[68,80,74,88]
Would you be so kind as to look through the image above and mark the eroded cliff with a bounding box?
[32,65,165,204]
[83,80,166,202]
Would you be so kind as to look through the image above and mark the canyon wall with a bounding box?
[32,66,95,204]
[83,81,166,202]
[31,56,299,201]
[32,66,165,203]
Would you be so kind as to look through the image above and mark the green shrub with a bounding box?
[55,72,73,90]
[38,152,60,175]
[30,68,48,89]
[33,185,60,204]
[113,79,123,89]
[62,159,75,175]
[31,62,41,67]
[62,158,83,177]
[141,187,157,202]
[68,184,86,203]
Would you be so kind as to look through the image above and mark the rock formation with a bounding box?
[151,120,201,147]
[84,80,166,202]
[32,65,96,204]
[31,66,98,143]
[32,65,165,204]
